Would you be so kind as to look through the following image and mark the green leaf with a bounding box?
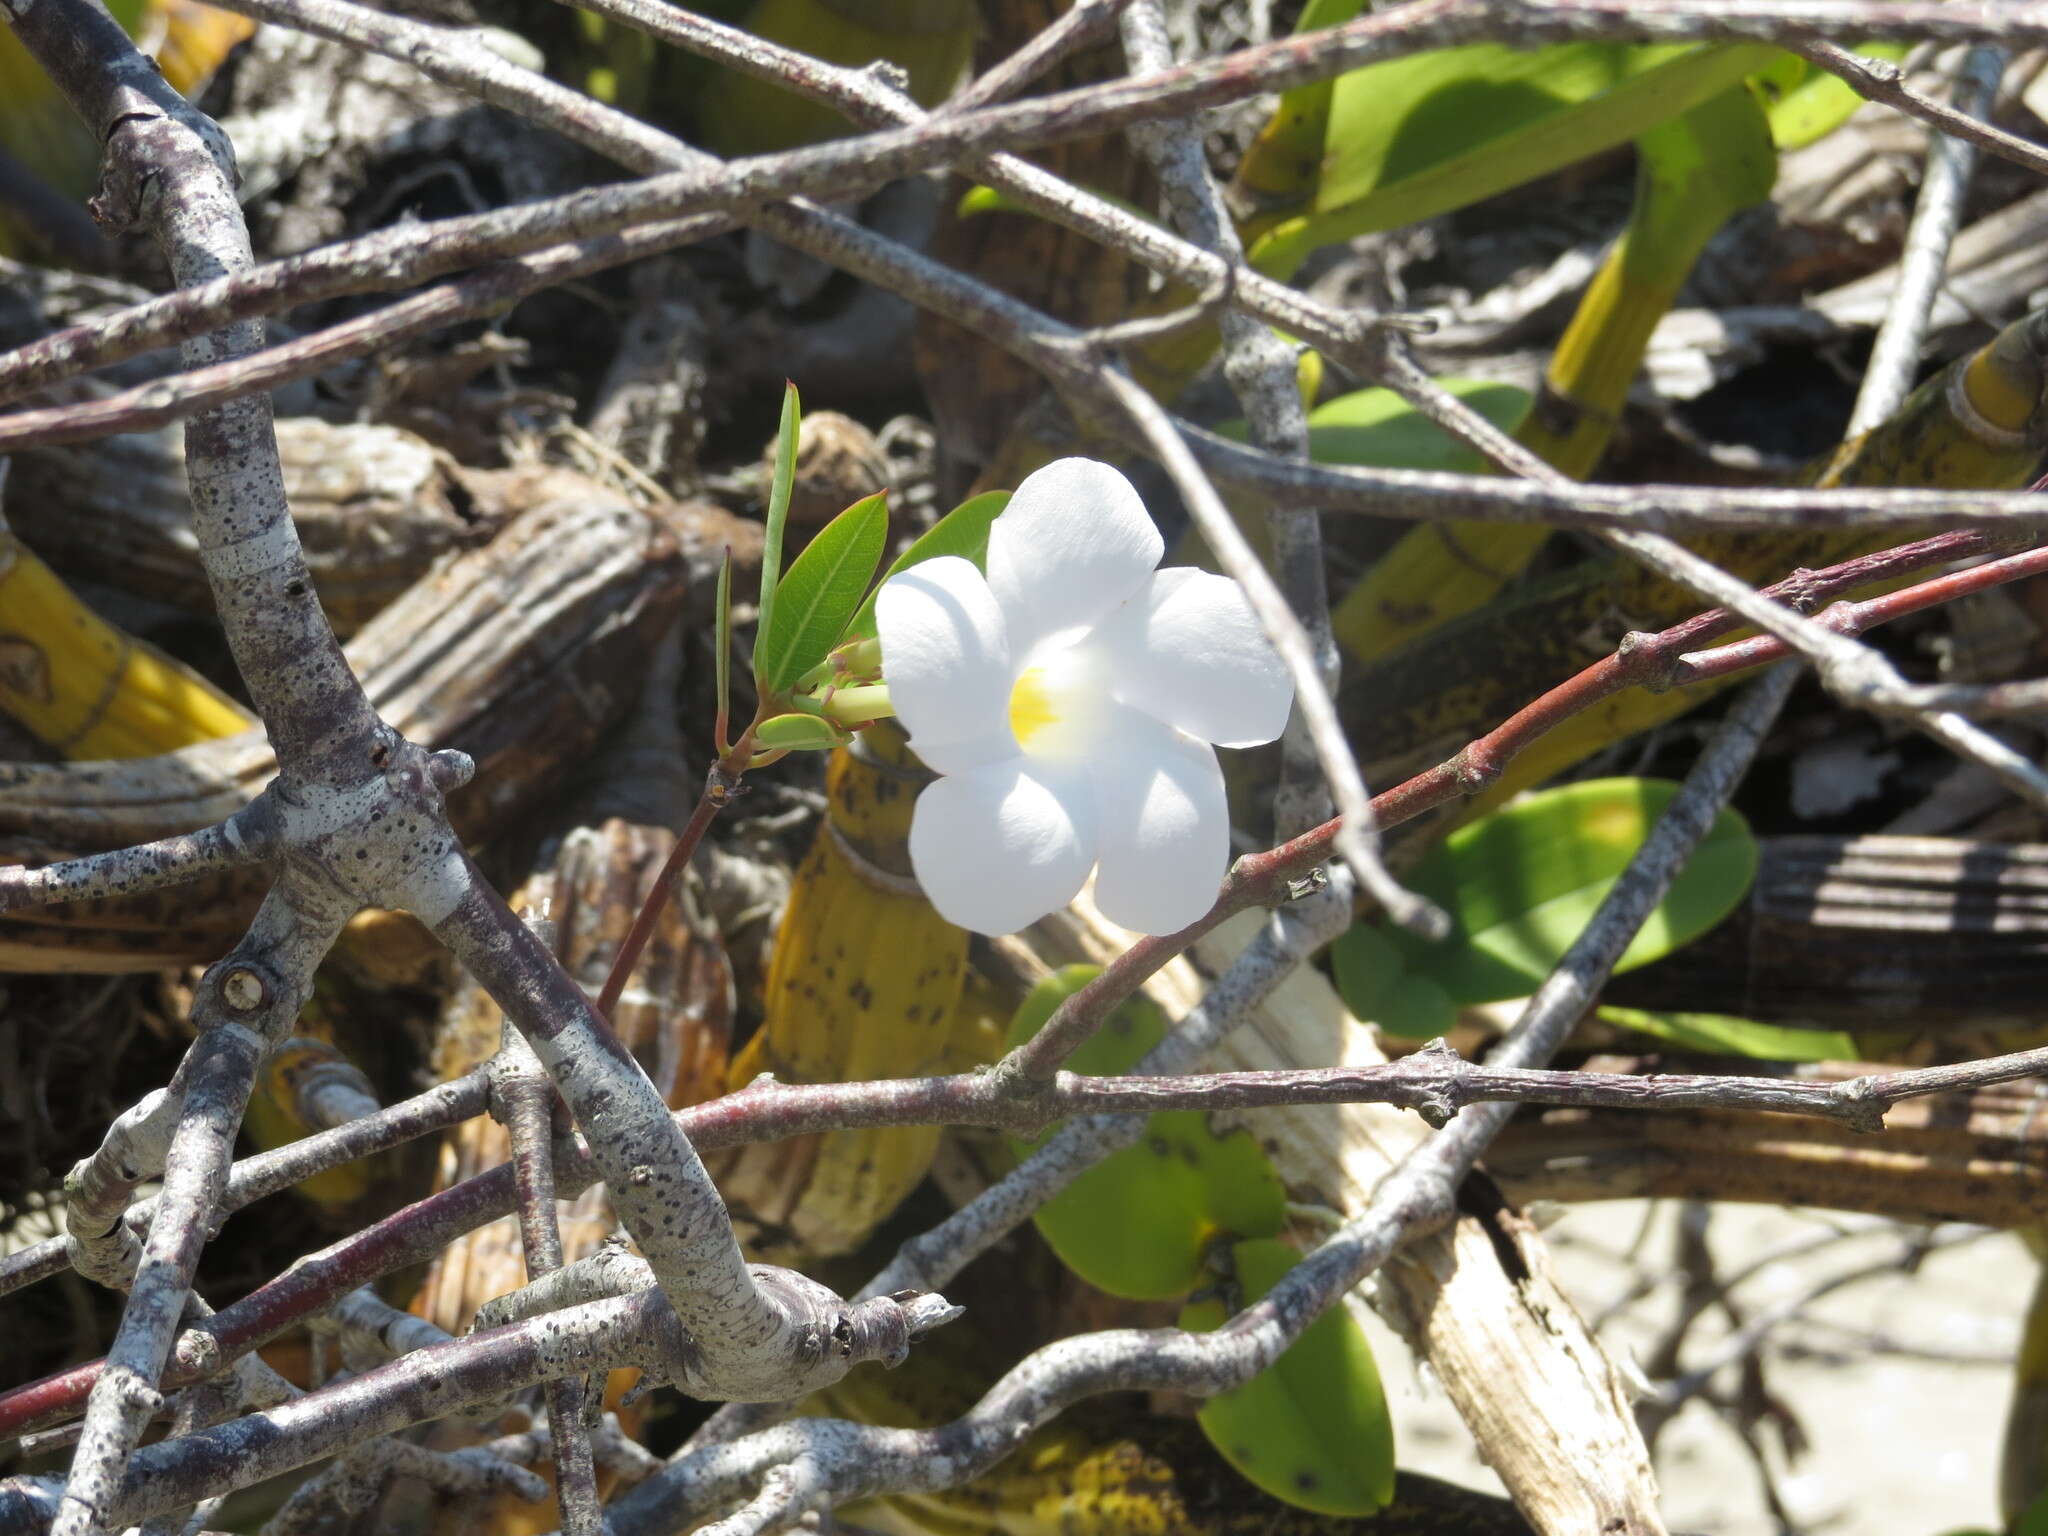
[1747,41,1910,150]
[959,183,1152,223]
[1627,84,1778,290]
[1388,777,1757,1006]
[1597,1007,1854,1061]
[753,712,849,752]
[1007,967,1286,1301]
[756,491,889,696]
[1218,380,1530,474]
[1308,379,1532,472]
[1251,41,1777,279]
[753,382,800,684]
[844,489,1011,643]
[1180,1238,1396,1517]
[1329,927,1462,1039]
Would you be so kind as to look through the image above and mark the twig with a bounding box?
[595,762,738,1018]
[260,1438,547,1536]
[1852,44,2006,433]
[946,0,1133,112]
[1116,0,1337,832]
[1604,526,2048,809]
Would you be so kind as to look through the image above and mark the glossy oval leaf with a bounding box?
[1008,967,1285,1300]
[757,490,889,694]
[1180,1238,1395,1516]
[1217,379,1529,474]
[1390,777,1758,1005]
[844,490,1010,643]
[1329,926,1459,1041]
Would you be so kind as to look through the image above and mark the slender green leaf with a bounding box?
[1217,379,1531,473]
[844,489,1011,643]
[1251,41,1777,278]
[753,382,800,685]
[1181,1238,1396,1516]
[757,491,889,695]
[713,546,733,745]
[1597,1007,1855,1062]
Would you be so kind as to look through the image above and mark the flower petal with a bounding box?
[875,555,1016,773]
[987,458,1162,656]
[909,757,1096,934]
[1094,568,1294,748]
[1088,706,1229,935]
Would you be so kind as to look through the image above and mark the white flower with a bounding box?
[874,458,1294,936]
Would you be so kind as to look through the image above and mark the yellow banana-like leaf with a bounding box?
[0,530,253,758]
[145,0,256,97]
[711,723,980,1262]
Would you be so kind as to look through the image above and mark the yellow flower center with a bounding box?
[1005,645,1108,762]
[1008,666,1060,750]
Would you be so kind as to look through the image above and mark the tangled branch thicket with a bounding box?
[4,0,2048,1533]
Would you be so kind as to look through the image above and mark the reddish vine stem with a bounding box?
[594,757,744,1019]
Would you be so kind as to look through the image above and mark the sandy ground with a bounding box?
[1354,1201,2031,1535]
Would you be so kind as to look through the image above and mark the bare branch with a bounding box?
[1851,45,2006,432]
[0,805,273,915]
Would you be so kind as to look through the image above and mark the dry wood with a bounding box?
[1493,1055,2048,1226]
[1608,834,2048,1029]
[0,480,706,969]
[8,419,525,636]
